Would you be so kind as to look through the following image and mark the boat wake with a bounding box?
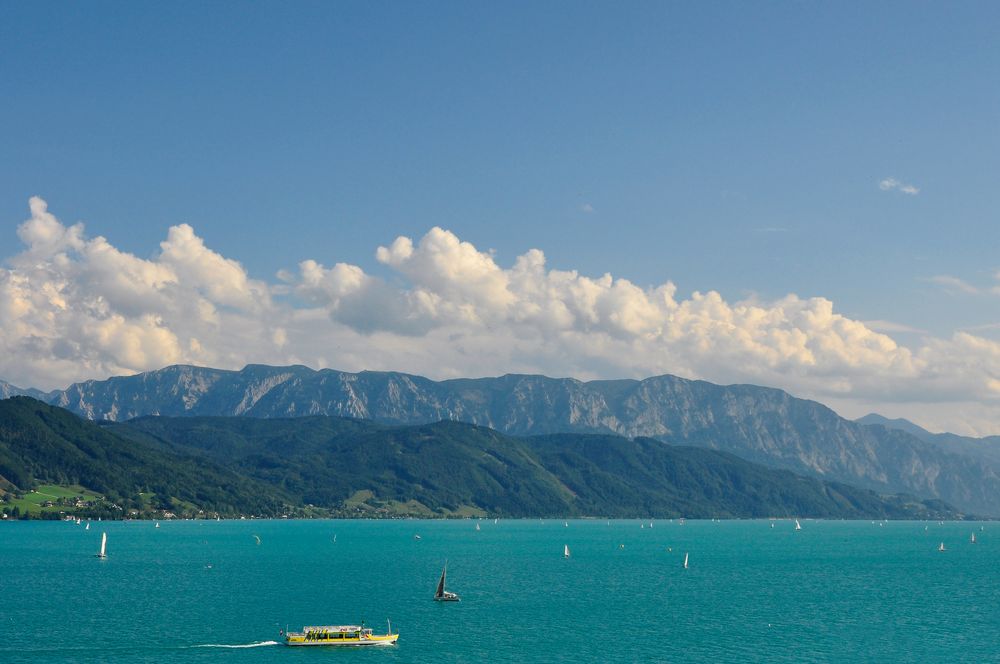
[190,641,279,649]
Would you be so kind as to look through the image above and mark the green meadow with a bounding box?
[4,484,103,516]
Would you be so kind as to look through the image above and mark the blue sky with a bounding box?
[1,2,999,432]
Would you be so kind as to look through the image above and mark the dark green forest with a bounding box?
[0,397,963,520]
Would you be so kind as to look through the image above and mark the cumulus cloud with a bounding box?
[879,177,920,195]
[2,197,1000,434]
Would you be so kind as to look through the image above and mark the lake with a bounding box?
[1,519,996,662]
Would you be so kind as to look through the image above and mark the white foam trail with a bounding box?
[191,641,278,649]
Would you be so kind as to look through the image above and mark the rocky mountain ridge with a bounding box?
[5,364,1000,515]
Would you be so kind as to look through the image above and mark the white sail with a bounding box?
[475,522,480,531]
[938,542,946,552]
[683,552,689,569]
[564,545,570,558]
[85,522,90,530]
[155,522,160,528]
[97,532,107,558]
[970,533,976,544]
[795,519,802,531]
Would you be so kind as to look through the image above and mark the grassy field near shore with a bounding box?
[3,484,103,516]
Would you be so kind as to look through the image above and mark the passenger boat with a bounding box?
[283,621,398,647]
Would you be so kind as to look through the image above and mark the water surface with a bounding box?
[2,519,996,662]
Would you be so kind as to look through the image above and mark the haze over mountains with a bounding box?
[3,364,999,516]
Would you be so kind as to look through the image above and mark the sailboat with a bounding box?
[475,522,480,531]
[564,545,570,558]
[85,522,90,530]
[434,562,460,602]
[794,519,802,531]
[683,552,689,569]
[938,542,946,552]
[155,522,160,528]
[95,532,108,559]
[970,533,977,544]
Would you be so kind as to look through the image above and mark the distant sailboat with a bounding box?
[564,545,570,558]
[155,522,160,528]
[970,533,977,544]
[95,532,108,559]
[253,534,261,545]
[434,561,460,602]
[795,519,802,531]
[475,522,480,531]
[564,521,568,528]
[494,518,498,525]
[76,518,81,525]
[770,522,775,529]
[938,542,946,552]
[414,534,422,540]
[683,552,689,569]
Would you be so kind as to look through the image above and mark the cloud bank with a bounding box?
[2,197,1000,434]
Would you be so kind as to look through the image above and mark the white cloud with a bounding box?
[580,203,595,214]
[926,275,980,295]
[863,320,926,334]
[3,197,1000,434]
[879,177,920,195]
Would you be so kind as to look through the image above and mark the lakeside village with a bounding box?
[0,485,482,522]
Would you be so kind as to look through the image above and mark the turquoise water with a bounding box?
[1,519,997,663]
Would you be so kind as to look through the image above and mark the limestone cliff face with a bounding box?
[22,364,1000,515]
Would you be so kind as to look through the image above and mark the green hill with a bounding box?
[111,413,962,520]
[0,397,963,520]
[0,397,289,518]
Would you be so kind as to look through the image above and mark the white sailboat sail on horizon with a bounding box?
[683,552,689,569]
[564,544,570,558]
[96,532,107,559]
[795,519,802,531]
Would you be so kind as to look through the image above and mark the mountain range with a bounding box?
[0,397,960,520]
[3,364,999,515]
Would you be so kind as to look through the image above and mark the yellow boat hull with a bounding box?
[284,633,398,647]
